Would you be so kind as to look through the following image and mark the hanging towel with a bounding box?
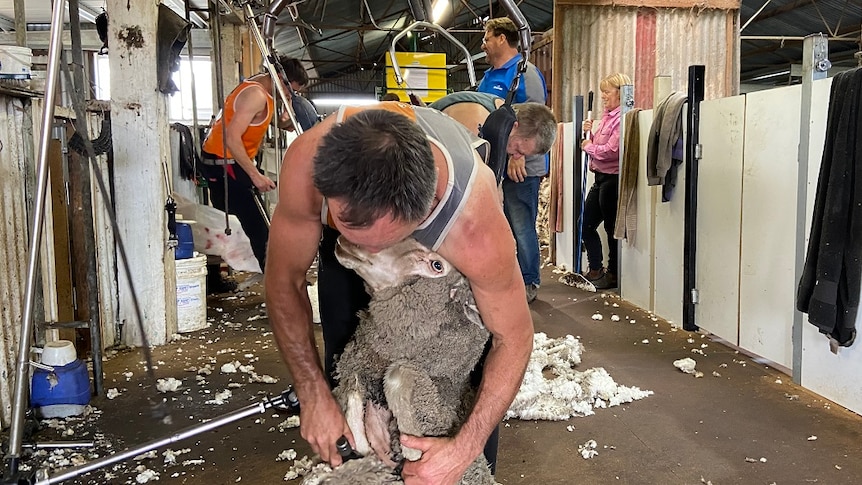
[615,108,642,244]
[797,67,862,348]
[646,92,687,187]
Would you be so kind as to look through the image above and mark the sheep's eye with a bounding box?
[430,260,444,273]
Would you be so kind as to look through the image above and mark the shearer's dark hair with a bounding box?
[278,56,308,87]
[313,109,437,227]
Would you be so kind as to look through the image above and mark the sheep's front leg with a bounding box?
[384,363,446,461]
[337,375,371,455]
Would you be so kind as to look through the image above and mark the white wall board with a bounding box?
[652,110,687,327]
[696,95,746,344]
[738,85,801,368]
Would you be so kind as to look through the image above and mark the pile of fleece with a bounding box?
[507,333,653,421]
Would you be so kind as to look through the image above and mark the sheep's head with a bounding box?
[335,236,452,293]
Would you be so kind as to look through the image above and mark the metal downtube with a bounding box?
[7,0,68,468]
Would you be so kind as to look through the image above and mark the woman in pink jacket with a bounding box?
[581,73,631,289]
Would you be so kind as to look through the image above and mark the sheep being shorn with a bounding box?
[301,237,494,485]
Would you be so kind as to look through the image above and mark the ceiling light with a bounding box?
[432,0,448,24]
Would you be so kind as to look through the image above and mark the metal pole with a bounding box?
[573,95,584,270]
[389,21,477,88]
[36,392,294,484]
[618,84,634,293]
[184,0,201,155]
[242,3,302,135]
[209,0,231,235]
[740,0,772,32]
[793,34,830,383]
[683,65,705,332]
[7,0,68,469]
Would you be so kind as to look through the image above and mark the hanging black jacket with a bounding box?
[797,67,862,347]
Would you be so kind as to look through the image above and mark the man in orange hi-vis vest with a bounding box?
[201,56,308,290]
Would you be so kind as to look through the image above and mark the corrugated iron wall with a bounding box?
[0,95,34,426]
[532,34,554,103]
[553,4,739,121]
[654,8,739,101]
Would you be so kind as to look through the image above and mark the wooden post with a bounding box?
[107,0,177,346]
[12,0,25,47]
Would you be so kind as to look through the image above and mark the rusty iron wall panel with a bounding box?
[654,8,739,100]
[554,4,739,120]
[555,5,638,121]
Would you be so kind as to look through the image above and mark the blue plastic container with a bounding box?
[175,222,194,259]
[31,359,91,417]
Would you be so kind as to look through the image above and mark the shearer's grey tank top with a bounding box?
[321,102,487,250]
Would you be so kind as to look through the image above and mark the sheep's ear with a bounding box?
[463,302,482,328]
[449,284,483,328]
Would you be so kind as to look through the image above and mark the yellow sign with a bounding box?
[385,52,448,103]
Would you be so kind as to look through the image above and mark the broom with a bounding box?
[568,91,597,292]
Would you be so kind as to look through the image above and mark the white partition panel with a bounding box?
[738,85,801,368]
[553,123,576,272]
[799,77,862,415]
[652,112,687,327]
[696,95,746,343]
[620,110,655,311]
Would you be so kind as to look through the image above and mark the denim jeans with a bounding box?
[502,176,541,287]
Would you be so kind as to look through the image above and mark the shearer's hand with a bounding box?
[582,119,593,132]
[399,435,472,485]
[299,391,353,467]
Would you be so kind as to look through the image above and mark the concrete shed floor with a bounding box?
[15,266,862,484]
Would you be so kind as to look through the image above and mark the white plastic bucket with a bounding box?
[41,340,77,367]
[176,252,209,333]
[0,45,32,79]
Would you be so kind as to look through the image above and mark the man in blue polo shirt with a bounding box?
[478,17,549,304]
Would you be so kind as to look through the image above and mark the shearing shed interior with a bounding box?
[0,0,860,484]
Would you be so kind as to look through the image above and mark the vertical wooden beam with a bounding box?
[551,3,564,120]
[107,0,177,346]
[12,0,25,47]
[727,10,741,96]
[47,134,76,343]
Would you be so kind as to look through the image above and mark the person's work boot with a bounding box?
[584,268,604,281]
[526,284,538,304]
[206,271,237,294]
[591,270,617,290]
